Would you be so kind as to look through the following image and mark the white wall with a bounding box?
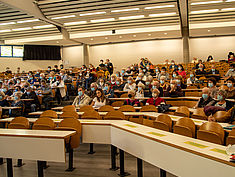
[62,45,83,67]
[0,58,61,73]
[89,39,183,71]
[190,36,235,61]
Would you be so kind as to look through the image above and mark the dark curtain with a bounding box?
[23,45,61,60]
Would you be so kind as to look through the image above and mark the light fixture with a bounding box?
[133,35,137,37]
[111,8,139,13]
[145,5,175,10]
[105,37,108,39]
[33,25,54,29]
[90,38,94,41]
[119,15,144,20]
[56,41,59,43]
[221,7,235,11]
[51,15,76,19]
[17,19,39,23]
[208,30,211,32]
[12,27,32,31]
[148,34,152,36]
[190,9,219,14]
[91,18,115,23]
[191,1,222,5]
[0,22,16,26]
[149,12,177,17]
[164,33,167,35]
[119,36,122,38]
[225,0,235,2]
[0,29,11,33]
[64,21,87,26]
[80,12,106,16]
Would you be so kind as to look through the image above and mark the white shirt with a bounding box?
[93,97,106,108]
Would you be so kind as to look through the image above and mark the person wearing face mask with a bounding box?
[195,60,205,70]
[145,76,153,90]
[86,82,98,100]
[15,78,23,87]
[9,93,23,116]
[103,82,114,98]
[208,77,218,99]
[136,82,145,99]
[91,89,108,108]
[135,73,145,85]
[77,72,85,88]
[175,76,187,89]
[151,81,163,97]
[207,90,234,122]
[109,74,117,89]
[155,67,161,79]
[97,78,105,89]
[124,90,140,106]
[123,76,136,91]
[226,77,235,99]
[60,64,64,70]
[225,64,235,77]
[195,64,206,76]
[21,87,40,113]
[28,75,36,85]
[158,67,170,80]
[13,86,23,98]
[53,65,60,73]
[194,87,214,108]
[73,87,91,107]
[39,80,53,110]
[207,64,220,76]
[169,60,178,70]
[186,72,198,86]
[51,76,66,105]
[228,52,235,62]
[164,80,183,97]
[46,66,52,73]
[159,76,169,92]
[1,86,12,96]
[113,77,124,92]
[146,89,165,106]
[207,55,214,62]
[177,64,186,79]
[0,91,8,107]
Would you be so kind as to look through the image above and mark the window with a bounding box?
[0,45,24,58]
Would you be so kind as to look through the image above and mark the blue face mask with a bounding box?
[27,92,30,95]
[78,91,83,97]
[116,74,119,77]
[227,83,233,88]
[143,69,146,72]
[2,88,7,92]
[155,69,158,72]
[178,67,182,70]
[49,77,52,80]
[212,69,215,72]
[217,95,223,101]
[127,80,131,84]
[91,87,95,91]
[146,82,150,85]
[121,70,125,73]
[208,83,213,88]
[160,80,164,84]
[173,74,176,77]
[138,87,142,91]
[152,86,157,89]
[104,86,108,90]
[14,96,18,100]
[190,74,194,78]
[202,94,208,100]
[0,96,2,100]
[116,81,120,85]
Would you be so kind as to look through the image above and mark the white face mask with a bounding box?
[170,84,175,88]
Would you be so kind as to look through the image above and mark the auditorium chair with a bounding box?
[79,105,95,112]
[173,118,196,138]
[103,110,125,120]
[32,117,55,130]
[98,105,115,112]
[60,111,79,119]
[174,106,190,117]
[153,114,172,132]
[81,110,101,120]
[40,110,58,119]
[62,105,76,112]
[191,108,207,120]
[197,122,225,145]
[226,128,235,145]
[111,101,124,107]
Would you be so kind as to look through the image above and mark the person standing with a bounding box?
[106,59,113,75]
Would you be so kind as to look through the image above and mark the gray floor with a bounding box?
[0,143,177,177]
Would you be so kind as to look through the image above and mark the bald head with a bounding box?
[202,87,210,94]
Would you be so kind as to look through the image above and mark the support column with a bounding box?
[83,44,90,66]
[182,26,190,63]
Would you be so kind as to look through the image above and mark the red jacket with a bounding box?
[146,97,165,106]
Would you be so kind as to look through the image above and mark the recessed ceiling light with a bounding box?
[111,8,139,13]
[133,35,137,37]
[208,30,211,32]
[105,37,108,39]
[0,22,16,26]
[90,38,94,41]
[64,21,87,26]
[91,18,115,23]
[145,5,175,10]
[51,15,76,19]
[0,29,11,33]
[12,27,32,31]
[221,8,235,11]
[119,15,145,20]
[164,33,167,35]
[148,34,152,36]
[226,0,235,2]
[191,1,222,5]
[149,12,177,17]
[17,19,39,23]
[190,9,219,14]
[80,12,106,16]
[56,41,59,43]
[33,25,54,29]
[119,36,122,38]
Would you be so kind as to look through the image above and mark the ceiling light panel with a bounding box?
[80,12,106,16]
[149,12,177,17]
[191,1,223,5]
[145,5,175,10]
[17,19,39,23]
[64,21,87,26]
[51,15,75,19]
[33,25,54,29]
[0,29,11,33]
[111,8,139,13]
[0,22,16,26]
[119,15,145,20]
[190,9,219,14]
[12,27,32,31]
[221,8,235,11]
[90,18,115,23]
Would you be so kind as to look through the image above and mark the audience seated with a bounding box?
[164,80,184,97]
[177,64,186,79]
[123,76,136,91]
[158,67,170,80]
[226,77,235,99]
[194,87,214,108]
[73,87,91,107]
[124,90,140,106]
[21,87,40,112]
[186,72,198,86]
[159,76,169,92]
[9,92,23,116]
[91,88,108,108]
[104,82,114,98]
[225,64,235,77]
[208,77,218,99]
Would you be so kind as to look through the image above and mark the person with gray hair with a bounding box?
[194,87,214,108]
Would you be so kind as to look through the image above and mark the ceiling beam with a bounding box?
[0,0,82,44]
[177,0,188,28]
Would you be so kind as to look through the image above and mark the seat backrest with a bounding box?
[60,111,79,119]
[175,106,190,117]
[111,101,124,107]
[198,122,224,145]
[32,117,55,130]
[226,128,235,145]
[81,110,101,119]
[213,111,230,123]
[62,105,76,112]
[40,110,58,119]
[191,108,207,120]
[173,118,196,137]
[8,117,29,129]
[154,114,172,131]
[79,105,95,112]
[56,118,82,149]
[98,105,115,112]
[140,105,158,112]
[120,93,128,98]
[104,110,125,120]
[143,119,154,127]
[119,105,136,112]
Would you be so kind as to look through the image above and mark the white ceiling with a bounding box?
[0,0,234,46]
